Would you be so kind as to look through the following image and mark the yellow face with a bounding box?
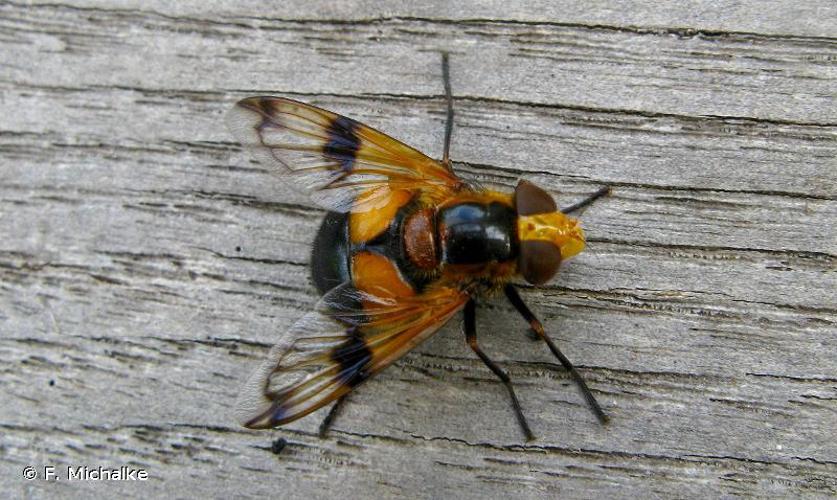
[516,211,586,261]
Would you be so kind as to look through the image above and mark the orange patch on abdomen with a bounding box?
[349,188,413,244]
[352,251,415,299]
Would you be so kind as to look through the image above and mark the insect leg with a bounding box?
[318,394,348,438]
[464,299,535,441]
[504,285,610,424]
[560,186,611,215]
[441,52,455,170]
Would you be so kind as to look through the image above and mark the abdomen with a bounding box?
[310,200,434,297]
[311,211,351,295]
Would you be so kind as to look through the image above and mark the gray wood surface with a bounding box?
[2,1,836,498]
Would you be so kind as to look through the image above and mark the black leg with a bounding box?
[561,186,611,215]
[318,394,348,438]
[441,52,454,170]
[504,285,609,424]
[464,299,535,441]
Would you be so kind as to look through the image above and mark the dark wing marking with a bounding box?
[227,97,465,212]
[236,283,468,429]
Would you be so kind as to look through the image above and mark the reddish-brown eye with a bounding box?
[518,240,562,285]
[514,180,557,215]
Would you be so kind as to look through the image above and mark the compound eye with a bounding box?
[514,180,557,216]
[518,240,562,285]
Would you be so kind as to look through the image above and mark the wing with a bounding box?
[236,283,469,429]
[227,96,466,212]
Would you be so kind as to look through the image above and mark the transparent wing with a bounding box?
[236,283,468,429]
[227,96,465,212]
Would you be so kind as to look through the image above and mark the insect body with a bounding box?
[314,185,583,298]
[228,54,609,440]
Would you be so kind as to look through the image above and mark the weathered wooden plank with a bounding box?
[5,423,836,499]
[1,1,835,499]
[2,86,835,259]
[3,3,837,124]
[2,333,836,497]
[21,0,837,37]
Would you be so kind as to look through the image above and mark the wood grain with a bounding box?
[1,1,835,498]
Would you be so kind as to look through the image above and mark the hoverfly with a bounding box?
[228,54,610,441]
